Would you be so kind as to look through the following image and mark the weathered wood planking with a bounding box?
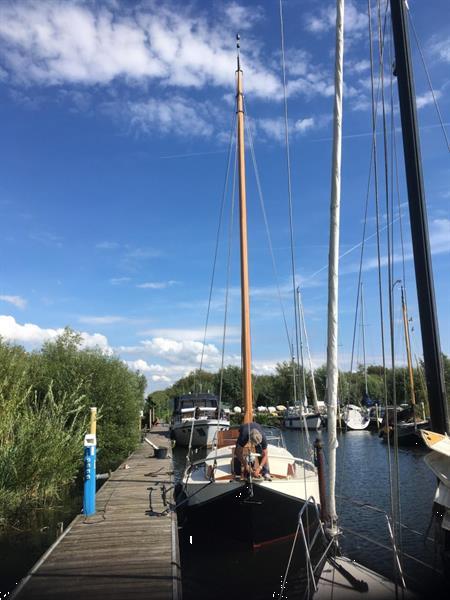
[12,426,181,600]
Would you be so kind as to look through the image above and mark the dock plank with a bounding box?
[12,426,181,600]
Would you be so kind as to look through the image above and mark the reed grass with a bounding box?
[0,331,146,528]
[0,376,88,522]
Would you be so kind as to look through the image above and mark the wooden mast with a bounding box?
[236,36,253,424]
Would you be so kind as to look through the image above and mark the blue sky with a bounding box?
[0,0,448,391]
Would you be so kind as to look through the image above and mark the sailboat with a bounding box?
[380,286,429,445]
[343,283,371,431]
[175,42,320,551]
[283,290,324,430]
[313,0,420,596]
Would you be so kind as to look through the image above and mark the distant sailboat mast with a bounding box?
[401,285,417,426]
[236,35,253,425]
[361,282,369,397]
[326,0,344,533]
[298,286,320,412]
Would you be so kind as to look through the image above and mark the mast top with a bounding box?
[236,33,241,71]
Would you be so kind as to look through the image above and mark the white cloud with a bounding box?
[295,117,315,133]
[125,359,191,385]
[0,3,165,86]
[287,74,334,99]
[119,246,163,272]
[305,1,367,36]
[257,114,329,141]
[0,295,27,309]
[141,337,221,367]
[0,315,112,352]
[96,241,119,250]
[137,280,178,290]
[78,315,126,325]
[343,218,450,275]
[139,326,240,341]
[416,90,441,110]
[0,1,279,98]
[429,218,450,255]
[348,59,370,74]
[109,277,131,285]
[257,118,285,141]
[118,97,215,138]
[124,247,162,260]
[283,49,310,78]
[429,35,450,63]
[223,2,264,30]
[0,1,371,141]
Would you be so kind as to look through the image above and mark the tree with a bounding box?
[145,390,171,423]
[170,369,216,397]
[214,365,242,407]
[254,375,275,407]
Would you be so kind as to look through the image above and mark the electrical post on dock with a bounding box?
[83,407,97,516]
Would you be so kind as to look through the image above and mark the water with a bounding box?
[1,430,444,598]
[175,427,446,599]
[0,492,82,595]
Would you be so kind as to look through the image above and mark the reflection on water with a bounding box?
[0,492,82,594]
[175,427,445,599]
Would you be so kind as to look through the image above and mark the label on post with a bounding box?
[83,433,97,516]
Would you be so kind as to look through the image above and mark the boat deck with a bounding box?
[315,556,416,599]
[11,426,181,600]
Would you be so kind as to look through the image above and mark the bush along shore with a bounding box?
[0,329,146,529]
[145,358,450,424]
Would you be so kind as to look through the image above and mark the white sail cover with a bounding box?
[326,0,345,528]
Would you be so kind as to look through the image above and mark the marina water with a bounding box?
[1,427,443,598]
[175,427,444,599]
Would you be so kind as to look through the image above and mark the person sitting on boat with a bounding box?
[234,422,271,481]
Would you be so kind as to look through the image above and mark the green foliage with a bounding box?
[215,366,242,407]
[158,355,450,419]
[170,369,216,397]
[253,412,281,427]
[144,390,171,424]
[0,331,146,526]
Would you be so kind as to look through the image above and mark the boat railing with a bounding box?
[279,495,332,597]
[335,494,443,585]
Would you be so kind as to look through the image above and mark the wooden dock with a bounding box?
[12,426,181,600]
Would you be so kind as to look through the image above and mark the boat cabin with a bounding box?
[171,393,227,425]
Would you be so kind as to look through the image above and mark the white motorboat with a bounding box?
[170,393,229,448]
[283,406,323,430]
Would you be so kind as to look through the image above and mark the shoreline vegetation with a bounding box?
[0,329,145,530]
[2,327,448,531]
[145,358,450,425]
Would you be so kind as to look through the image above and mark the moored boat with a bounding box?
[342,403,370,430]
[170,392,229,448]
[283,406,323,430]
[176,43,321,554]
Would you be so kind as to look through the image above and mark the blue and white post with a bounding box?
[83,407,97,517]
